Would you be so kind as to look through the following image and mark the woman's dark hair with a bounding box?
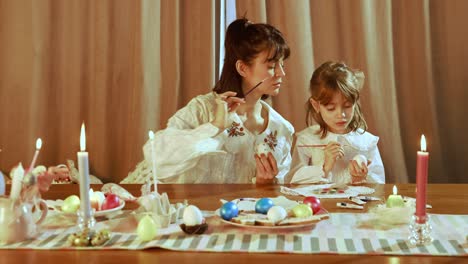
[213,18,290,99]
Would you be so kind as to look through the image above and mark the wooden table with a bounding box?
[2,184,467,263]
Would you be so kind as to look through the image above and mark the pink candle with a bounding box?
[416,134,429,223]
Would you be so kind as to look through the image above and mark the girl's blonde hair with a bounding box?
[306,61,367,138]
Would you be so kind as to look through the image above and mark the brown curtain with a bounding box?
[236,0,468,183]
[1,0,467,183]
[0,0,216,182]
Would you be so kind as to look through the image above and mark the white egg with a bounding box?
[353,154,367,168]
[267,206,287,223]
[183,205,203,226]
[255,143,270,155]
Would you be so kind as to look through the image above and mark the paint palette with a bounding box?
[312,187,346,195]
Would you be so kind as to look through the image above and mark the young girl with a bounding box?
[285,61,385,184]
[125,18,294,184]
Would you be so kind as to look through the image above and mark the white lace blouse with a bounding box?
[142,92,294,184]
[285,125,385,184]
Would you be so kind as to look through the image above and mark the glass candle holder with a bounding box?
[409,214,433,245]
[77,209,96,230]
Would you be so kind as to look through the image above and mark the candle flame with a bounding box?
[148,130,155,140]
[420,135,426,152]
[80,123,86,151]
[36,138,42,150]
[393,185,398,195]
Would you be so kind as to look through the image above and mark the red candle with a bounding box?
[416,135,429,223]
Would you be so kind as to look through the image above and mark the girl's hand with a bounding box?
[212,91,245,129]
[349,160,371,184]
[322,141,344,176]
[255,153,278,184]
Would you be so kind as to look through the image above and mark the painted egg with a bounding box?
[292,204,313,217]
[255,198,274,214]
[183,205,204,226]
[255,143,270,155]
[353,154,367,168]
[303,196,321,214]
[62,195,80,213]
[137,215,158,241]
[220,201,239,221]
[267,206,287,222]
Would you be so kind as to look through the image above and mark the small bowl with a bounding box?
[180,223,208,235]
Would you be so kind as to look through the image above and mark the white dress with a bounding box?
[136,92,294,184]
[285,125,385,184]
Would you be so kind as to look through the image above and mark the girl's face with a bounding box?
[240,50,285,97]
[311,91,355,134]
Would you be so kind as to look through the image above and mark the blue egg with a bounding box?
[255,198,274,214]
[220,201,239,220]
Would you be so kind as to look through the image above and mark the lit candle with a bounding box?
[77,123,92,219]
[27,138,42,173]
[148,130,158,194]
[386,185,405,208]
[416,134,429,223]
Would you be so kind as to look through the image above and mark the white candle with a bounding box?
[77,123,91,219]
[148,130,158,194]
[27,138,42,173]
[10,163,25,200]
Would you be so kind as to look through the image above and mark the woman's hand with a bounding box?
[322,141,344,176]
[37,166,70,192]
[348,160,371,184]
[255,153,278,184]
[212,91,245,129]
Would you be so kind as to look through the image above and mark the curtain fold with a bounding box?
[0,0,466,183]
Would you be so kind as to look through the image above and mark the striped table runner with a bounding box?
[1,213,467,256]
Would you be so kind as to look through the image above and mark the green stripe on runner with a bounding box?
[222,234,235,251]
[188,236,202,250]
[449,240,466,255]
[310,237,319,252]
[104,234,122,247]
[276,235,285,251]
[171,235,185,248]
[205,235,218,249]
[18,239,35,247]
[344,238,356,252]
[121,235,137,247]
[241,235,251,250]
[37,234,59,247]
[396,239,410,253]
[137,239,150,248]
[52,233,71,248]
[293,235,302,252]
[432,240,448,254]
[416,244,429,253]
[362,238,374,252]
[327,238,337,252]
[258,234,268,250]
[378,239,392,252]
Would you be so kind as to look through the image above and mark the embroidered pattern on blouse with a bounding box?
[264,130,278,150]
[227,122,245,137]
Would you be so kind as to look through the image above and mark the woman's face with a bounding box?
[312,91,355,134]
[241,50,285,97]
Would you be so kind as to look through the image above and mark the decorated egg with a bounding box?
[353,154,367,169]
[62,195,80,213]
[183,205,203,226]
[255,198,274,214]
[220,201,239,221]
[292,204,313,217]
[137,215,158,241]
[267,206,287,222]
[90,190,105,211]
[255,143,270,155]
[303,196,321,214]
[102,194,120,210]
